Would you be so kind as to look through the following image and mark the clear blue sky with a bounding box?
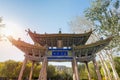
[0,0,91,67]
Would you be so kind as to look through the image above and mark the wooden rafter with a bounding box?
[8,36,46,61]
[28,29,92,46]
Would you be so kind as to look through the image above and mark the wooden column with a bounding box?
[38,57,48,80]
[72,57,80,80]
[29,61,35,80]
[85,62,91,80]
[93,58,102,80]
[18,58,27,80]
[72,60,76,80]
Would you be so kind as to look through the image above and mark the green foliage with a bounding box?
[47,65,56,79]
[88,62,98,80]
[0,62,4,77]
[0,60,41,79]
[33,63,42,78]
[78,64,88,79]
[84,0,120,51]
[0,59,120,79]
[114,57,120,76]
[0,60,18,78]
[0,60,73,79]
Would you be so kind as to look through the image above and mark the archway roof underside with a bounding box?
[8,35,113,62]
[28,29,92,47]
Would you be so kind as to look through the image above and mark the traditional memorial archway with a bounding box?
[8,29,113,80]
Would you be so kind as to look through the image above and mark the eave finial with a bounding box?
[59,28,62,34]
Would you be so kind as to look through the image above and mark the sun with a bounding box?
[2,21,23,38]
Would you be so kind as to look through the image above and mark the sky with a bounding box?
[0,0,91,67]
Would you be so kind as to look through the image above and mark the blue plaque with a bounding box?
[52,50,68,56]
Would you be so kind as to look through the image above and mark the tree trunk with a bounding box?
[105,50,120,80]
[93,58,102,80]
[98,54,108,80]
[99,53,112,80]
[92,33,119,80]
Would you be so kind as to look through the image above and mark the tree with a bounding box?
[84,0,120,51]
[78,64,88,79]
[33,63,42,78]
[0,62,4,77]
[69,16,94,33]
[0,60,18,78]
[114,57,120,76]
[0,17,4,28]
[84,1,120,79]
[0,17,5,41]
[47,65,56,79]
